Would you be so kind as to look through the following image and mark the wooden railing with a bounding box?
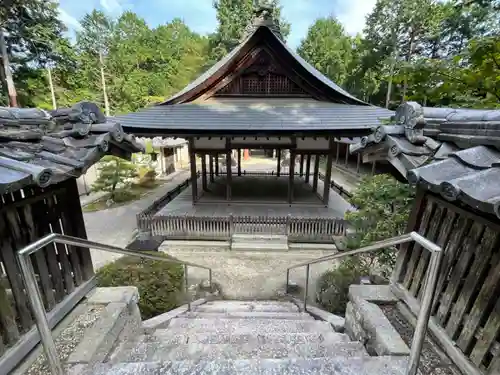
[140,214,346,243]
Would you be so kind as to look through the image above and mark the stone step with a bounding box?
[194,303,299,313]
[89,357,409,375]
[205,300,296,306]
[230,242,289,251]
[231,234,288,243]
[124,340,367,362]
[166,318,334,335]
[181,311,313,320]
[150,330,349,345]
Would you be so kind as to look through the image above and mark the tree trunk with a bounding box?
[401,30,416,103]
[385,57,395,109]
[99,51,110,117]
[0,28,18,107]
[47,67,57,109]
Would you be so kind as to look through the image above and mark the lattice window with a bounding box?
[216,73,309,96]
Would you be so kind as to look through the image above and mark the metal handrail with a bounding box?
[285,231,442,375]
[17,232,213,375]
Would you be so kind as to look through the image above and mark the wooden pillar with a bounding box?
[298,154,304,177]
[209,154,214,182]
[323,138,334,207]
[237,148,242,176]
[356,153,361,174]
[188,138,197,204]
[345,144,349,166]
[277,149,281,177]
[335,141,340,164]
[305,154,311,183]
[372,160,377,175]
[201,153,207,191]
[226,138,232,201]
[288,149,295,204]
[312,155,320,192]
[215,153,219,176]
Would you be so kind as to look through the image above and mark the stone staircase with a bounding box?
[231,233,289,251]
[83,299,409,375]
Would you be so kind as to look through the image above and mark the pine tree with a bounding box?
[92,156,138,201]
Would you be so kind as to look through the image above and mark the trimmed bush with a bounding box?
[96,253,184,319]
[315,259,369,316]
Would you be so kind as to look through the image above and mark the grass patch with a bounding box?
[83,180,164,212]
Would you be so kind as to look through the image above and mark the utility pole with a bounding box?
[0,28,18,107]
[47,67,57,109]
[99,51,110,116]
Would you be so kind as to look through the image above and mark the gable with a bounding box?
[214,48,311,97]
[161,26,368,105]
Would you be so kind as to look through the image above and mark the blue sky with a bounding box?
[58,0,377,49]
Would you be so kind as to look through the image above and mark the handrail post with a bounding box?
[184,264,191,311]
[18,253,64,375]
[209,269,213,289]
[304,264,310,312]
[286,269,290,294]
[406,248,442,375]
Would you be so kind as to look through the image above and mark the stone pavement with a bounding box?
[83,170,190,270]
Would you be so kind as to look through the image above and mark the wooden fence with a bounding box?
[392,192,500,375]
[0,179,95,373]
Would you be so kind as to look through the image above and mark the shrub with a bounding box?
[96,253,184,319]
[316,259,369,315]
[345,174,415,277]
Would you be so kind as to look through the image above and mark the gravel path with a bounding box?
[161,245,338,300]
[83,170,190,269]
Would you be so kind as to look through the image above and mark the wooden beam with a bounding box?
[335,141,340,164]
[188,138,198,204]
[226,138,232,201]
[215,152,219,176]
[322,138,334,207]
[201,153,207,191]
[277,149,281,177]
[372,160,376,175]
[305,154,311,183]
[312,155,320,192]
[288,149,295,204]
[345,144,349,166]
[299,154,304,177]
[209,154,214,182]
[356,153,361,174]
[237,148,242,176]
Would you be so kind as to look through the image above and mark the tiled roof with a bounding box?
[350,102,500,177]
[0,102,143,194]
[116,99,393,136]
[407,146,500,219]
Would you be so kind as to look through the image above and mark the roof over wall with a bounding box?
[407,146,500,219]
[0,102,143,194]
[350,101,500,219]
[115,99,393,137]
[350,102,500,177]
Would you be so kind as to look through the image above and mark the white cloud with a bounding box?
[335,0,377,35]
[100,0,124,14]
[58,8,82,31]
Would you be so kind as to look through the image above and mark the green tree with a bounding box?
[345,174,415,277]
[209,0,290,62]
[92,156,138,201]
[297,17,354,86]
